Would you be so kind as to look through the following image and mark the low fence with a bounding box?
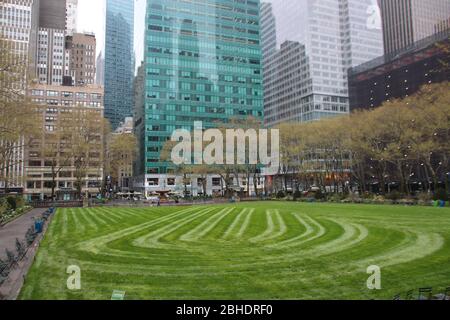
[28,200,83,208]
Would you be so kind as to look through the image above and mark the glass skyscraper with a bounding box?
[138,0,263,190]
[261,0,384,126]
[104,0,135,129]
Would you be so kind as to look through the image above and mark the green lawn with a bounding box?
[19,202,450,300]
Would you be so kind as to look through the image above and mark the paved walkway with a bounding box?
[0,208,47,260]
[0,208,50,300]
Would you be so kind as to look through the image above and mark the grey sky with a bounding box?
[77,0,146,73]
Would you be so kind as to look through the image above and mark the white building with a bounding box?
[65,0,78,35]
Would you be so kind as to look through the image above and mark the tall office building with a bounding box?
[0,0,39,74]
[36,27,67,85]
[261,0,384,126]
[39,0,66,30]
[104,0,135,129]
[135,0,264,195]
[0,0,40,192]
[95,51,104,86]
[66,0,78,35]
[66,32,96,85]
[379,0,450,55]
[35,0,70,85]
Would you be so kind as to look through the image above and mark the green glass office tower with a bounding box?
[138,0,263,191]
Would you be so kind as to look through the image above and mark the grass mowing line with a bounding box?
[179,207,235,242]
[96,208,124,221]
[355,231,444,269]
[235,208,255,239]
[312,218,369,257]
[249,209,276,243]
[254,210,287,243]
[221,208,248,240]
[77,208,99,231]
[87,209,118,226]
[135,207,218,248]
[76,206,201,254]
[268,213,314,249]
[60,208,69,237]
[69,208,85,234]
[84,208,109,227]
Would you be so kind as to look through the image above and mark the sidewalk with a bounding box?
[0,208,49,300]
[0,208,46,260]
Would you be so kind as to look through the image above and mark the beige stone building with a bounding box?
[65,32,96,86]
[25,83,104,201]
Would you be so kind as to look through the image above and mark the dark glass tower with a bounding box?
[104,0,135,129]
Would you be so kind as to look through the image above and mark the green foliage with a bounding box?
[433,188,448,201]
[386,191,402,201]
[276,190,286,199]
[328,193,345,203]
[314,189,325,200]
[293,189,302,201]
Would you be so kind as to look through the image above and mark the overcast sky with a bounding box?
[77,0,146,73]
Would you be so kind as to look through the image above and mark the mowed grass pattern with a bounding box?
[20,202,450,300]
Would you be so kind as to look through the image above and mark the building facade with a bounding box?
[38,0,66,30]
[25,84,104,201]
[379,0,450,55]
[95,51,104,86]
[104,0,135,129]
[349,30,450,111]
[65,0,78,35]
[135,0,264,196]
[65,32,96,85]
[0,0,40,192]
[261,0,384,126]
[36,27,68,85]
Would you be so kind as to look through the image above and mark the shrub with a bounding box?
[328,193,345,203]
[314,189,326,200]
[276,190,286,199]
[418,192,433,203]
[433,188,449,201]
[293,189,302,201]
[372,195,386,204]
[386,191,402,201]
[0,197,8,215]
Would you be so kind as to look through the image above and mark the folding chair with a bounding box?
[392,294,401,300]
[433,287,450,301]
[418,287,432,300]
[404,290,414,300]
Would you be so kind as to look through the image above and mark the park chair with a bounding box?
[111,290,126,300]
[392,294,401,300]
[433,287,450,300]
[417,287,433,300]
[404,290,414,300]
